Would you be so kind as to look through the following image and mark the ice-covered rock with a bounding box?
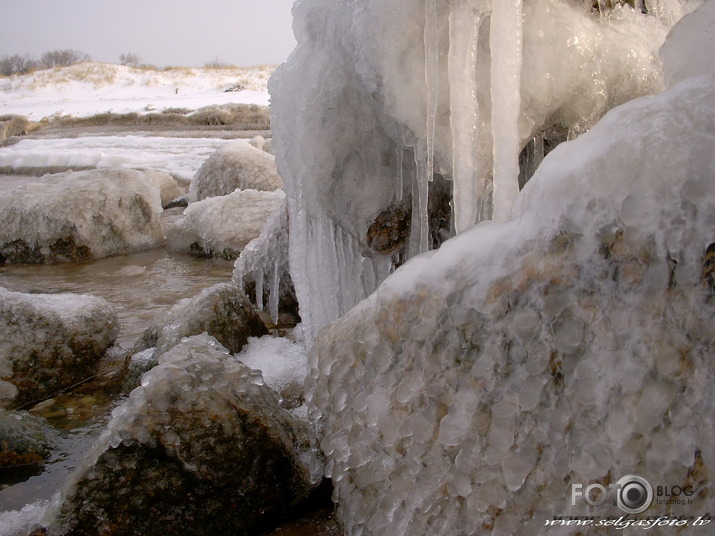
[0,168,164,264]
[233,198,298,322]
[139,170,184,207]
[48,334,318,536]
[270,0,700,334]
[306,4,715,534]
[166,188,285,259]
[188,141,283,202]
[0,410,58,468]
[125,283,268,388]
[0,288,119,408]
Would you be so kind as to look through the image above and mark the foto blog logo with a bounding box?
[571,474,654,515]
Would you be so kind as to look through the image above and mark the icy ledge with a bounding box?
[306,4,715,535]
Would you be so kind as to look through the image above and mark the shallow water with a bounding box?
[0,246,235,349]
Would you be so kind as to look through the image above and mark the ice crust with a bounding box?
[47,333,316,535]
[232,198,292,322]
[270,0,700,334]
[166,188,285,259]
[188,141,283,202]
[305,3,715,535]
[0,168,164,263]
[0,288,119,407]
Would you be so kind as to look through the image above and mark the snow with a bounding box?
[0,62,272,121]
[304,3,715,534]
[0,136,233,181]
[236,335,308,399]
[0,501,50,536]
[270,0,698,335]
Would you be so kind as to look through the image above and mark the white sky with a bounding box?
[0,0,297,67]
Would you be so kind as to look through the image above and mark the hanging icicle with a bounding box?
[490,0,523,222]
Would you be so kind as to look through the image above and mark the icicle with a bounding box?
[424,0,439,185]
[254,270,264,311]
[409,141,430,257]
[268,260,280,324]
[490,0,523,222]
[449,0,482,234]
[396,142,404,202]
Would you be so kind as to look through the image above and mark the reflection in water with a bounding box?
[0,246,235,348]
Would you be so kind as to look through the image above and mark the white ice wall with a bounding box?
[271,0,699,334]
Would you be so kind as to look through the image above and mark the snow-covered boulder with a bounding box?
[188,141,282,202]
[50,334,318,536]
[166,188,285,259]
[139,170,184,207]
[233,198,298,322]
[0,168,164,264]
[0,288,119,408]
[306,5,715,535]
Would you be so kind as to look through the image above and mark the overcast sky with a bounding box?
[0,0,297,67]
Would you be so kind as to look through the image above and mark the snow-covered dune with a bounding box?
[0,62,273,121]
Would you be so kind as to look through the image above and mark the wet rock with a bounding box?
[0,288,119,409]
[0,410,58,468]
[189,141,283,202]
[124,283,268,390]
[162,194,189,209]
[166,189,285,260]
[0,169,164,264]
[50,334,318,536]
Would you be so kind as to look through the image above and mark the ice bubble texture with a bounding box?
[305,2,715,534]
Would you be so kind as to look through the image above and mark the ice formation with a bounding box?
[236,334,309,409]
[0,169,164,263]
[270,0,700,333]
[188,141,283,202]
[232,198,294,322]
[166,188,285,259]
[47,334,317,536]
[0,288,118,408]
[305,3,715,534]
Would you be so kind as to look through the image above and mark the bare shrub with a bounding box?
[119,53,142,67]
[40,49,91,69]
[0,54,38,76]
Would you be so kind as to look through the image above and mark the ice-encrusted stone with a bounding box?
[166,188,285,260]
[188,141,282,202]
[126,283,268,389]
[0,168,164,264]
[0,410,58,468]
[0,288,119,408]
[48,334,318,536]
[305,5,715,533]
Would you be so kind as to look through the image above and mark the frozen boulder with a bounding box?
[126,283,268,385]
[306,7,715,534]
[166,188,285,260]
[188,141,283,202]
[0,288,119,408]
[233,198,298,322]
[50,334,318,536]
[139,170,185,207]
[0,410,58,468]
[0,168,164,264]
[0,116,37,143]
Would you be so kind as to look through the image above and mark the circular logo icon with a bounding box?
[616,474,653,514]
